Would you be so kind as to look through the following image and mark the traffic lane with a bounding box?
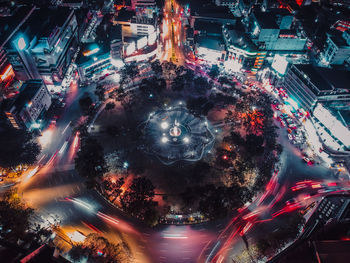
[39,83,97,160]
[147,224,222,263]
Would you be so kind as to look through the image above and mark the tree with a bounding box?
[0,188,52,248]
[120,177,158,225]
[245,134,264,156]
[0,189,33,242]
[208,64,220,79]
[79,94,93,115]
[75,136,107,182]
[105,102,115,111]
[106,125,120,137]
[150,60,163,76]
[186,97,214,116]
[120,62,138,85]
[171,75,185,92]
[0,124,41,168]
[69,233,131,263]
[193,76,210,95]
[95,85,106,101]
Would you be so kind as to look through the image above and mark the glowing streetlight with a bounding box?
[161,137,168,143]
[161,121,169,129]
[17,37,26,50]
[183,137,190,143]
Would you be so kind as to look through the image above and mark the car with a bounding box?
[303,156,315,165]
[286,198,297,206]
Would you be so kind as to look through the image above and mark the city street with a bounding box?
[4,1,349,263]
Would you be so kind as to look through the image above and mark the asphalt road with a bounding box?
[11,1,349,262]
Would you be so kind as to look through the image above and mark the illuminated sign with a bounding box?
[17,37,26,50]
[0,65,14,82]
[83,47,100,56]
[271,55,288,75]
[279,34,296,38]
[137,36,148,49]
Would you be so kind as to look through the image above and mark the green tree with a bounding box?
[69,233,131,263]
[0,189,33,242]
[150,60,163,76]
[0,124,41,168]
[105,102,115,111]
[75,137,107,182]
[208,64,220,79]
[120,177,158,225]
[79,94,93,115]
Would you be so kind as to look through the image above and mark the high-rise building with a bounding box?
[3,7,79,86]
[283,64,350,112]
[249,10,306,52]
[5,79,51,129]
[0,6,35,98]
[322,30,350,65]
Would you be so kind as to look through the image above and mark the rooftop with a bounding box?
[194,20,222,36]
[196,35,224,51]
[76,42,110,66]
[115,7,135,22]
[225,29,258,53]
[0,6,33,48]
[294,64,350,92]
[328,31,350,48]
[253,11,279,29]
[10,80,43,113]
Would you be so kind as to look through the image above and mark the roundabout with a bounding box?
[140,105,215,165]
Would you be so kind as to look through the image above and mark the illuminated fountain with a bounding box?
[140,105,215,165]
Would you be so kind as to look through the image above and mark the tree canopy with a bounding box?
[75,136,107,182]
[0,125,41,168]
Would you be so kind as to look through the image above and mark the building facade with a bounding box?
[4,7,79,86]
[323,30,350,65]
[131,0,156,10]
[223,25,265,71]
[5,79,51,129]
[283,64,350,112]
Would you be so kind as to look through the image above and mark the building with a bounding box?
[222,25,265,72]
[283,64,350,112]
[195,35,226,65]
[215,0,237,10]
[61,0,84,9]
[190,4,236,26]
[0,6,35,99]
[5,79,51,129]
[131,0,156,10]
[115,8,156,38]
[249,10,307,52]
[76,43,111,83]
[3,7,79,87]
[322,30,350,65]
[268,194,350,263]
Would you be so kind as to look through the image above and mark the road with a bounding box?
[8,1,350,263]
[161,0,186,65]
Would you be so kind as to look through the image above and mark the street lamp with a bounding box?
[17,37,26,50]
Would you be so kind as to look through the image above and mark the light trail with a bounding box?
[61,121,71,134]
[59,141,68,154]
[97,212,119,225]
[65,197,95,212]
